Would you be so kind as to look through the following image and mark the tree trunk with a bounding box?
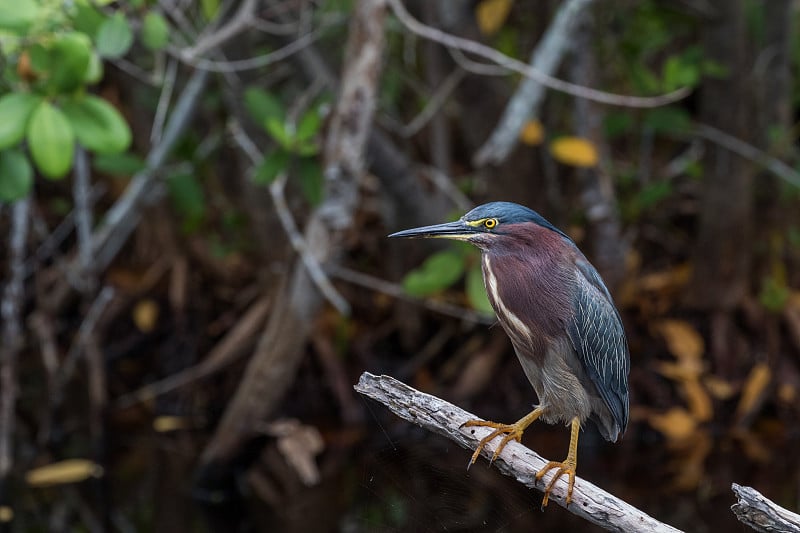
[686,0,753,311]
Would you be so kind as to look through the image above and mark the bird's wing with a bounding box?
[566,257,630,437]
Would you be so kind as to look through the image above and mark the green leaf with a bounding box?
[93,152,145,177]
[297,158,324,206]
[50,32,93,92]
[244,87,284,125]
[83,52,104,84]
[662,55,699,91]
[71,2,106,38]
[0,149,33,202]
[166,172,205,231]
[253,149,289,185]
[96,13,133,58]
[295,108,322,142]
[201,0,220,20]
[141,11,169,51]
[265,116,292,148]
[61,95,132,154]
[27,101,75,179]
[466,264,494,316]
[402,250,465,297]
[0,0,38,33]
[643,107,691,135]
[0,93,42,150]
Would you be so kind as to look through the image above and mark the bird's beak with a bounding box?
[388,220,474,241]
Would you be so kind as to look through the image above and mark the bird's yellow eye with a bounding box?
[484,218,498,229]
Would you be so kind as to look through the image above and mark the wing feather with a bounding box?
[566,256,630,438]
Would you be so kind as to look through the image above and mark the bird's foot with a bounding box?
[462,419,526,468]
[535,457,577,507]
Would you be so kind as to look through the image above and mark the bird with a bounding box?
[389,201,629,507]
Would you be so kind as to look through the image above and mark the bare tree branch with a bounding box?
[0,197,31,486]
[731,483,800,533]
[355,372,683,533]
[228,120,351,315]
[386,0,690,113]
[474,0,595,166]
[200,0,388,467]
[90,68,210,272]
[694,123,800,188]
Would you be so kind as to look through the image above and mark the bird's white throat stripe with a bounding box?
[483,256,533,341]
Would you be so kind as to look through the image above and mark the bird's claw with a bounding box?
[462,419,524,468]
[535,459,577,507]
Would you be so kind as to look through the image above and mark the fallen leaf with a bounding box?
[261,419,324,486]
[778,383,796,404]
[519,120,544,146]
[132,299,159,333]
[549,136,599,168]
[647,407,697,441]
[703,375,736,400]
[153,416,192,432]
[683,379,713,422]
[475,0,513,35]
[654,319,704,361]
[26,459,104,487]
[736,362,771,422]
[667,430,712,491]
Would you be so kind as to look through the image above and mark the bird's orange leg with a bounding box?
[463,407,544,467]
[535,416,580,507]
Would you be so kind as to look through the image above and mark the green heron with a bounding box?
[389,201,629,506]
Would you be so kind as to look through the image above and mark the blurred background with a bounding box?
[1,0,799,531]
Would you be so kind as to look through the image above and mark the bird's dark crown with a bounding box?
[463,202,569,239]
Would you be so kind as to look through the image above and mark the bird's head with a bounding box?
[388,201,568,251]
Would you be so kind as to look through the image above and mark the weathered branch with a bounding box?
[731,483,800,533]
[354,372,682,533]
[474,0,595,166]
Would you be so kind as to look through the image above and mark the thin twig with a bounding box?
[354,373,683,533]
[150,58,178,144]
[170,26,326,72]
[0,197,31,482]
[387,0,690,110]
[73,146,95,291]
[58,287,116,394]
[182,0,257,59]
[228,120,351,315]
[474,0,595,166]
[327,264,493,325]
[115,295,271,409]
[401,68,465,137]
[694,123,800,188]
[90,68,210,272]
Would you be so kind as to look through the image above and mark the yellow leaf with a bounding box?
[703,375,736,400]
[519,120,544,146]
[26,459,103,487]
[654,319,704,361]
[132,299,159,333]
[778,383,796,404]
[0,507,12,522]
[549,137,599,167]
[475,0,513,35]
[736,363,771,420]
[647,407,696,441]
[683,379,712,422]
[153,416,191,433]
